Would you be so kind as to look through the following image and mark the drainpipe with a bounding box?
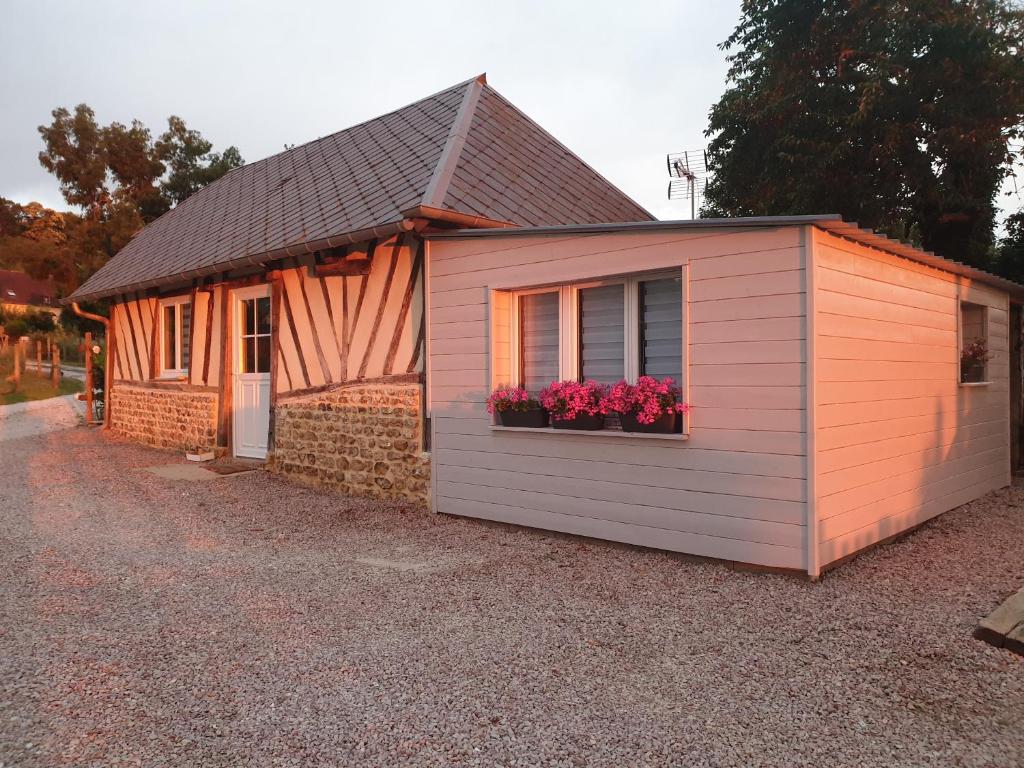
[70,302,112,430]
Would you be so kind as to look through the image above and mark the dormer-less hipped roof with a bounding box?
[69,75,652,303]
[426,214,1024,300]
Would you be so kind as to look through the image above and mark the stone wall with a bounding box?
[110,383,218,453]
[270,382,430,505]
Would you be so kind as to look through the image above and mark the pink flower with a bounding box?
[603,376,688,424]
[539,380,608,421]
[486,386,541,414]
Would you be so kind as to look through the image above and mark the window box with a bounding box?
[490,424,689,441]
[551,413,605,431]
[495,408,549,428]
[619,411,682,434]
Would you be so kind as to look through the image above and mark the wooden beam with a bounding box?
[385,238,424,375]
[313,259,372,278]
[358,234,403,379]
[268,275,282,450]
[216,284,232,449]
[298,270,332,384]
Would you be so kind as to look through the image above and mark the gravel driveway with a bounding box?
[2,427,1023,768]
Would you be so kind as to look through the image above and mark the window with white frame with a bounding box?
[510,271,684,389]
[959,300,989,384]
[160,296,192,377]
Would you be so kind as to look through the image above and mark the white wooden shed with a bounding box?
[424,215,1023,577]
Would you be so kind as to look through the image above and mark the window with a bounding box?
[160,297,192,377]
[959,301,989,384]
[239,294,271,374]
[511,270,684,389]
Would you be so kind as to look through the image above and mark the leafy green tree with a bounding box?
[102,120,168,223]
[33,106,243,291]
[996,209,1024,283]
[703,0,1024,268]
[155,116,244,205]
[37,105,109,219]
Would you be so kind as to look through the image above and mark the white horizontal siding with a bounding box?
[428,226,809,570]
[812,231,1011,567]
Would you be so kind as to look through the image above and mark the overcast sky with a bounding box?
[1,0,1019,227]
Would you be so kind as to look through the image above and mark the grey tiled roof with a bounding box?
[71,76,652,301]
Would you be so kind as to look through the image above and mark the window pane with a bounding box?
[256,296,271,335]
[257,336,271,373]
[579,284,624,384]
[243,299,256,336]
[163,306,176,370]
[640,277,683,384]
[243,337,256,374]
[519,292,559,391]
[180,303,192,371]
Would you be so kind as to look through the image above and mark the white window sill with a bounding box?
[959,381,991,387]
[490,425,689,441]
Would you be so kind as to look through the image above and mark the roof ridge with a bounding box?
[418,74,487,210]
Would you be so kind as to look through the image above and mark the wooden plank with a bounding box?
[436,495,804,570]
[689,317,805,344]
[385,238,423,375]
[358,235,403,379]
[124,297,145,380]
[434,447,806,502]
[148,295,160,379]
[187,286,199,385]
[437,479,804,547]
[689,269,804,303]
[690,340,804,365]
[202,290,215,385]
[688,293,804,323]
[816,418,1007,474]
[216,285,232,448]
[436,462,806,524]
[297,269,333,384]
[816,405,1005,452]
[689,363,805,387]
[279,275,310,388]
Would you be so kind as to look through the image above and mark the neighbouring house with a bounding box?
[66,75,652,504]
[69,76,1024,576]
[424,217,1023,576]
[0,270,59,316]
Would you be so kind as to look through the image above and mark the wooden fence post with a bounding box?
[35,339,42,375]
[51,343,60,389]
[12,341,21,391]
[84,331,94,425]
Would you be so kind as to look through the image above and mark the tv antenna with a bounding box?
[667,149,709,219]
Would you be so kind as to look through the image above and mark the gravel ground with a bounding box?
[1,426,1023,768]
[0,395,84,442]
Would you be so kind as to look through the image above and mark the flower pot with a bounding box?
[496,408,549,428]
[620,411,681,434]
[961,361,986,383]
[551,413,605,430]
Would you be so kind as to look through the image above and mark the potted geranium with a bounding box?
[605,376,688,433]
[539,380,608,430]
[961,338,991,383]
[487,385,548,427]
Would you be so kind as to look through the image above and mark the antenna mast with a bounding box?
[666,149,709,219]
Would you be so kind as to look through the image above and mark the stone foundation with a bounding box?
[110,383,218,453]
[270,382,430,505]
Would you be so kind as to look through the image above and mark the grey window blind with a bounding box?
[519,292,559,391]
[181,304,192,370]
[640,277,683,384]
[579,284,625,384]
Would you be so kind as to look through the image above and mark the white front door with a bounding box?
[232,285,272,459]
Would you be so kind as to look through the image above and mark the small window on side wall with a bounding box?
[959,301,989,384]
[160,297,192,377]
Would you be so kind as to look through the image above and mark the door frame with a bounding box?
[231,283,272,459]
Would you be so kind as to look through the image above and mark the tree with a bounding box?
[703,0,1024,268]
[32,106,244,292]
[102,120,168,223]
[155,116,244,205]
[37,105,109,219]
[996,209,1024,283]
